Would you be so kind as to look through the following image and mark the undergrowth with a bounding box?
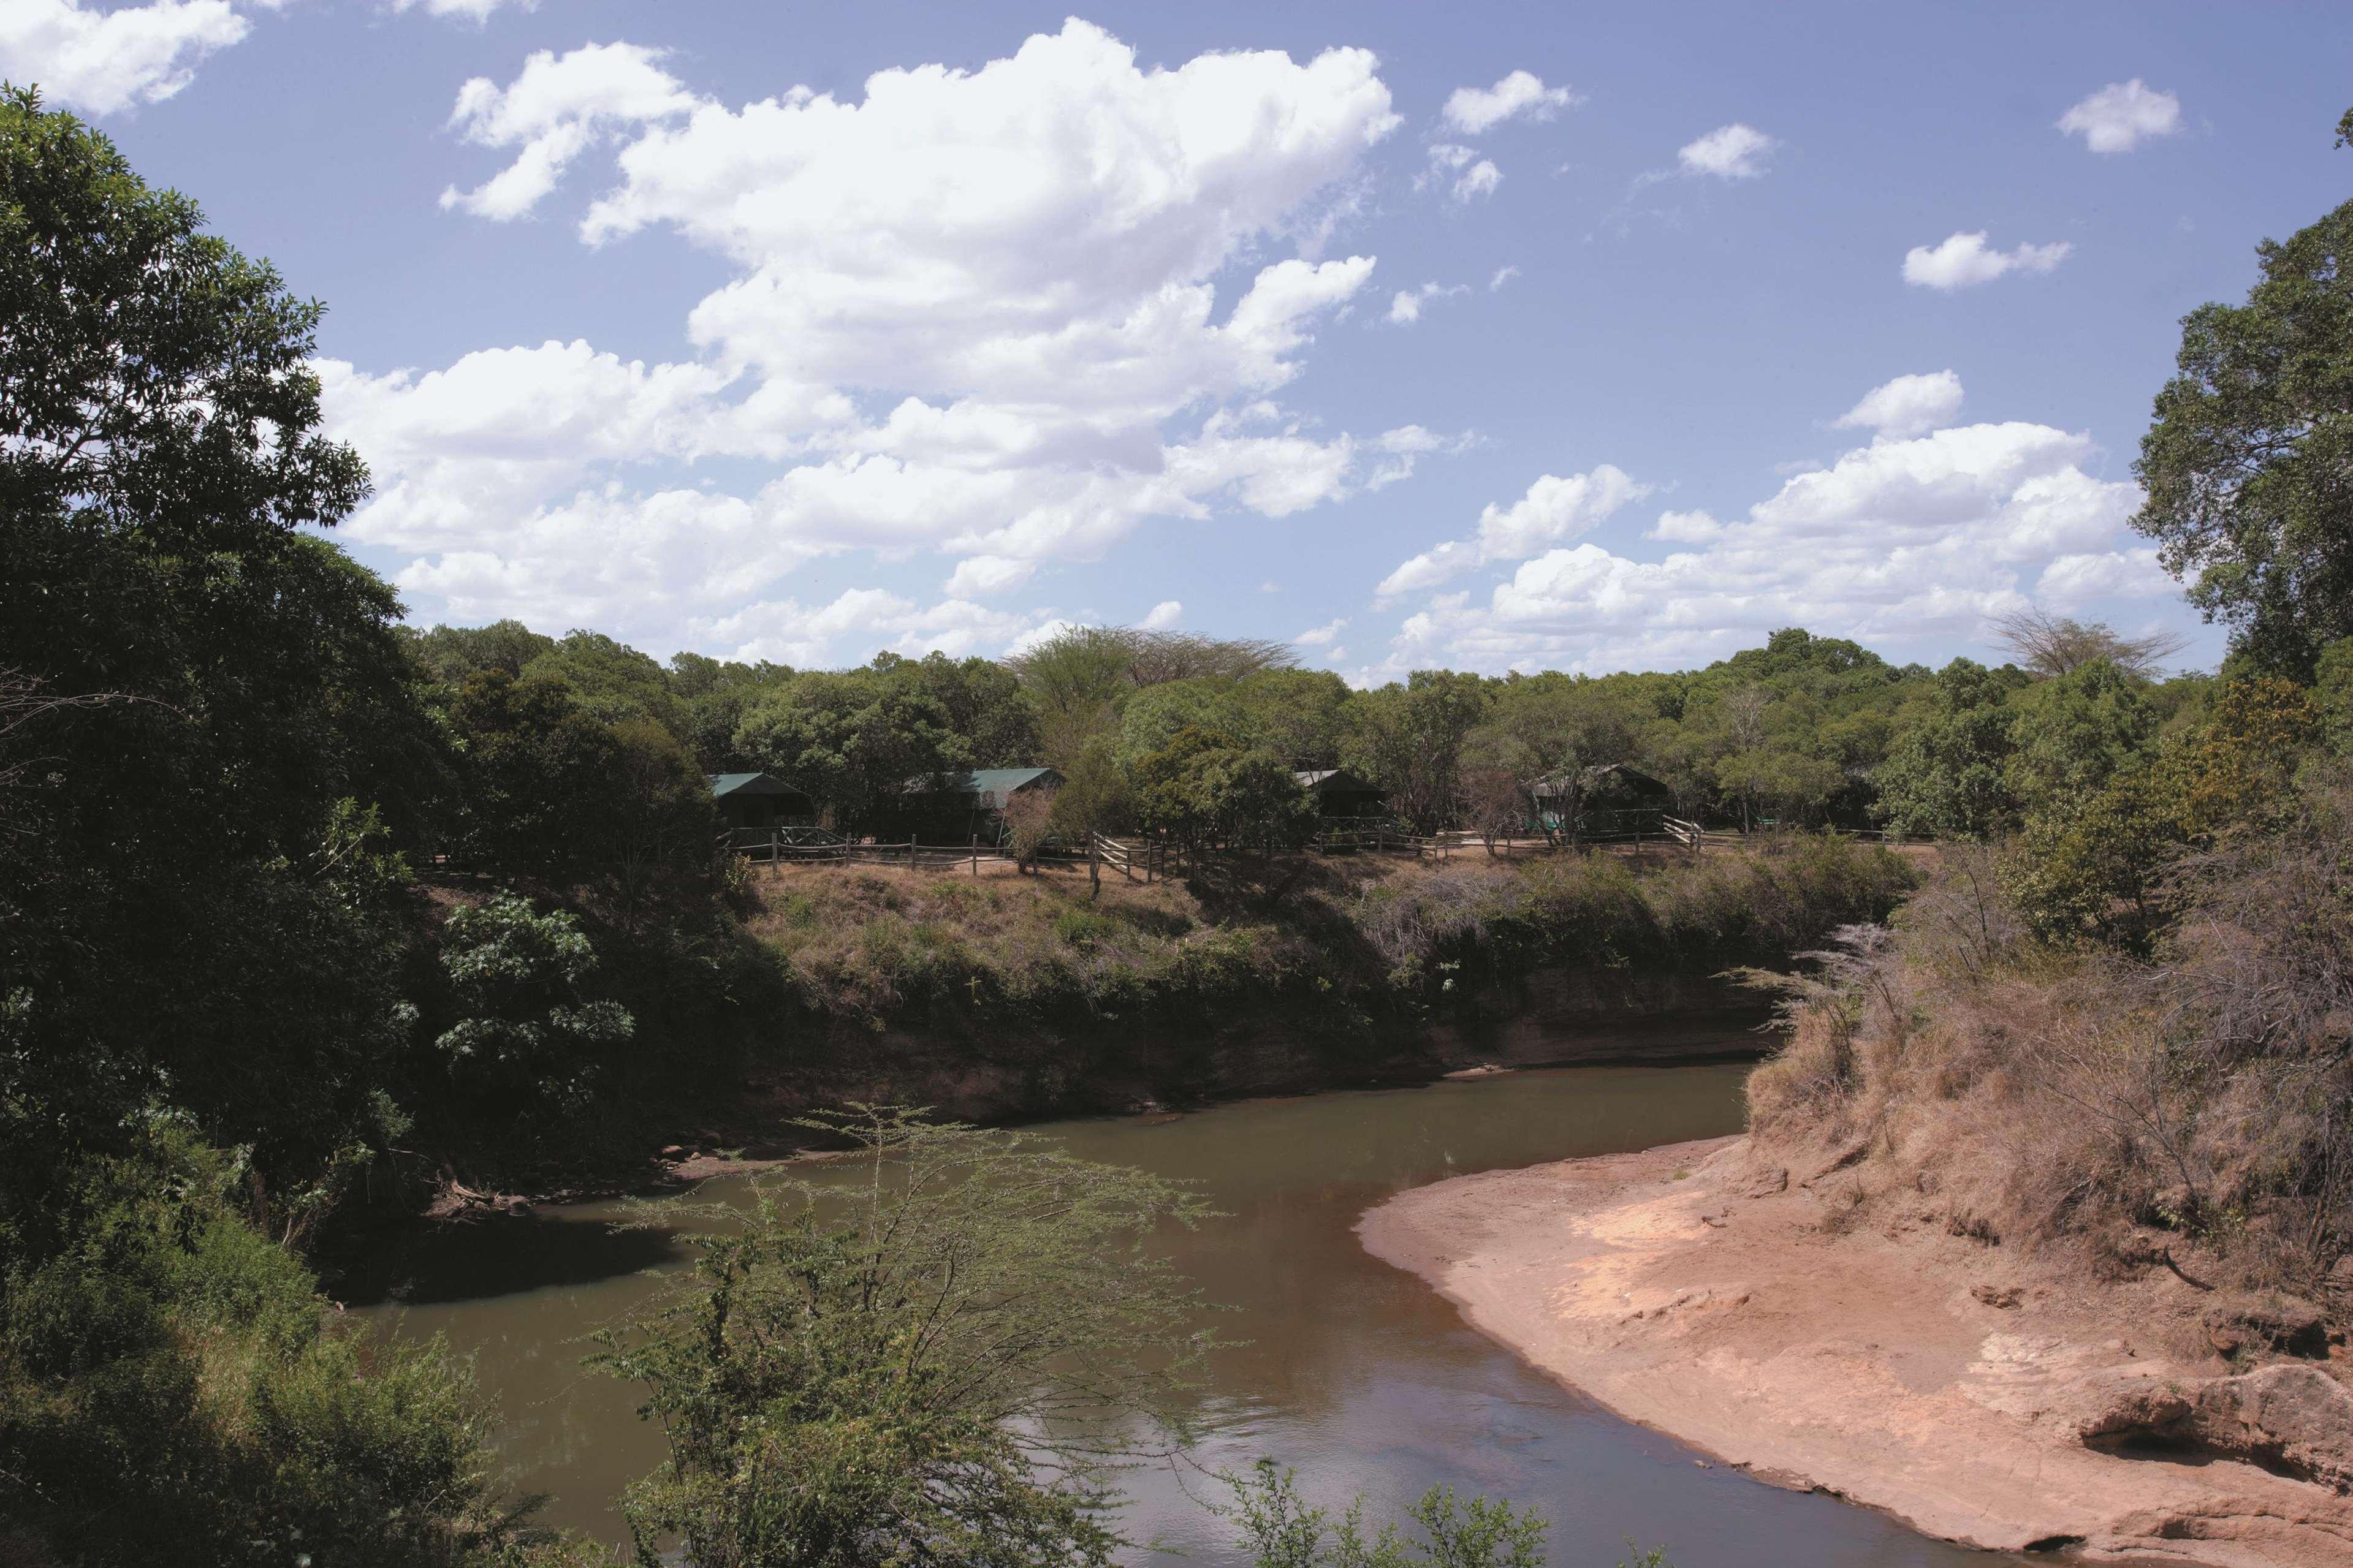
[1746,763,2353,1311]
[742,835,1917,1034]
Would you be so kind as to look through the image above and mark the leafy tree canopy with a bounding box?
[2134,115,2353,674]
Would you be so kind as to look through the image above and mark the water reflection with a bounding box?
[363,1061,2026,1566]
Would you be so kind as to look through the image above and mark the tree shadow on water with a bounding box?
[331,1211,688,1308]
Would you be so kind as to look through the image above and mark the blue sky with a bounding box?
[10,1,2350,678]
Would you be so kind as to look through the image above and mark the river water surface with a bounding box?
[358,1056,2024,1566]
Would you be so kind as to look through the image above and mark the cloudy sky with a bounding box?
[10,1,2349,678]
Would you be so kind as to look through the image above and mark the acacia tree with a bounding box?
[593,1109,1217,1568]
[2133,113,2353,675]
[1989,607,2188,680]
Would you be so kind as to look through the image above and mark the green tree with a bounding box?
[2316,637,2353,756]
[1135,727,1313,855]
[406,619,558,685]
[1219,1462,1556,1568]
[523,629,688,738]
[435,893,635,1116]
[1049,732,1135,881]
[0,91,580,1564]
[0,85,430,1202]
[2004,658,2158,814]
[1469,673,1646,842]
[891,650,1041,768]
[1119,678,1251,765]
[447,668,716,884]
[1009,626,1297,763]
[2133,117,2353,674]
[591,1109,1214,1568]
[666,649,794,773]
[1233,667,1354,769]
[1872,659,2021,838]
[734,670,968,832]
[0,1123,570,1567]
[1343,672,1490,833]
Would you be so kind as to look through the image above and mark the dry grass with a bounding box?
[1747,768,2353,1311]
[739,835,1917,1032]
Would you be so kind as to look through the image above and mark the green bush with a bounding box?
[0,1124,566,1567]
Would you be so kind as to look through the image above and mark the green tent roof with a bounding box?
[902,767,1063,798]
[710,772,811,798]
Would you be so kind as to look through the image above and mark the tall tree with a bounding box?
[2134,115,2353,675]
[0,85,419,1188]
[1342,672,1489,832]
[0,90,569,1568]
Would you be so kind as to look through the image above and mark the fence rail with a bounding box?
[723,812,1827,879]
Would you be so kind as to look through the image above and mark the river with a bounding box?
[354,1056,2026,1566]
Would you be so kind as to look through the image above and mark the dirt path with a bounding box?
[1359,1136,2353,1566]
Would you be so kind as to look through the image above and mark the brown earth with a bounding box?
[1359,1135,2353,1566]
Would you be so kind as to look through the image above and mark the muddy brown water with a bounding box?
[356,1057,2027,1566]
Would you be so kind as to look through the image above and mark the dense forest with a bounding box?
[5,86,2352,1568]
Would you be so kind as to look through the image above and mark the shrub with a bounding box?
[0,1125,572,1567]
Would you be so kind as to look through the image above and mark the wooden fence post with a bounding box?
[970,833,978,876]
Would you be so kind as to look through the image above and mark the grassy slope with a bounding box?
[740,835,1917,1040]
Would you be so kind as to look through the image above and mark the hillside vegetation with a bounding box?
[745,836,1913,1037]
[1740,141,2353,1324]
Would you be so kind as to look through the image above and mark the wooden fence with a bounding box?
[722,813,1902,881]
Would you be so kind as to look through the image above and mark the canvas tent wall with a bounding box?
[1295,768,1387,819]
[890,766,1065,841]
[1530,762,1673,836]
[710,772,818,831]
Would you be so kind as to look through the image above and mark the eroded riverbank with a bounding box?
[1360,1135,2353,1566]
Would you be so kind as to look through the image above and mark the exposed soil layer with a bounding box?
[1359,1136,2353,1567]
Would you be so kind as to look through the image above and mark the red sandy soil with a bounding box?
[1360,1135,2353,1566]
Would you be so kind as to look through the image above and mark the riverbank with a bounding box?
[1360,1134,2353,1565]
[398,836,1913,1213]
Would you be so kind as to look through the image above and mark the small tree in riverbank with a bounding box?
[591,1107,1219,1568]
[1218,1461,1670,1568]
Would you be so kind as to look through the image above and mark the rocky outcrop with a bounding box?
[2080,1364,2353,1493]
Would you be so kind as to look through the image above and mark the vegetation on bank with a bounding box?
[1748,680,2353,1312]
[1737,115,2353,1326]
[745,835,1914,1037]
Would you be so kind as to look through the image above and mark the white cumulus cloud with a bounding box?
[1295,617,1348,646]
[1370,414,2155,677]
[1677,122,1775,179]
[1442,69,1576,135]
[1833,370,1965,441]
[0,0,248,116]
[1452,159,1502,202]
[1140,599,1184,630]
[332,20,1424,661]
[439,42,698,220]
[390,0,538,17]
[1375,465,1644,599]
[1386,281,1469,325]
[1902,231,2072,290]
[2058,79,2181,154]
